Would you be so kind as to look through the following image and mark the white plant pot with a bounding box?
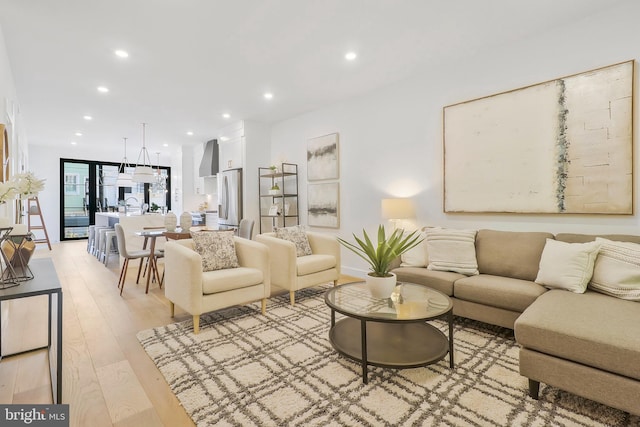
[365,272,397,299]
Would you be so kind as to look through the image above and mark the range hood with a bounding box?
[199,139,219,177]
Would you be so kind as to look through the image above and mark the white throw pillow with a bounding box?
[400,230,428,267]
[589,238,640,301]
[425,228,478,275]
[535,239,600,293]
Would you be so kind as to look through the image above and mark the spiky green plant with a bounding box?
[338,225,423,277]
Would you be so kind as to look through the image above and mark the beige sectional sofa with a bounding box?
[391,229,640,416]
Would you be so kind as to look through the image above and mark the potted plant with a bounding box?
[269,183,280,195]
[338,225,423,298]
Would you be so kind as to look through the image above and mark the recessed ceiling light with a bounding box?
[219,136,229,142]
[163,143,169,147]
[222,113,231,119]
[83,115,92,120]
[264,92,273,100]
[97,86,109,93]
[74,132,83,136]
[114,49,129,58]
[70,141,77,145]
[186,131,194,136]
[345,51,357,61]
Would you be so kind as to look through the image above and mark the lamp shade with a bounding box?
[116,172,133,187]
[132,166,155,183]
[381,198,415,220]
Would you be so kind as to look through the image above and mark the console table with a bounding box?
[0,258,62,403]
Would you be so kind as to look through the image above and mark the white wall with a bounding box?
[270,2,640,277]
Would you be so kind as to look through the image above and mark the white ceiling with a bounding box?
[0,0,626,154]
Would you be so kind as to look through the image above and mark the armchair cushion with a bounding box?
[275,225,312,257]
[192,230,239,271]
[297,254,336,276]
[202,267,264,294]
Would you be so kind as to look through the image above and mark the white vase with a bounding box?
[164,211,177,232]
[180,212,192,231]
[365,272,397,299]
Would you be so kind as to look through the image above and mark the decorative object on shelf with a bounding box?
[133,123,155,183]
[116,137,133,187]
[180,211,192,231]
[269,183,280,195]
[307,133,339,181]
[338,225,423,299]
[164,211,177,231]
[443,60,633,214]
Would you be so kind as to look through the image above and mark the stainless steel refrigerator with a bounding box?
[217,168,242,229]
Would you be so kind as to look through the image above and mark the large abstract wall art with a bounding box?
[443,60,633,214]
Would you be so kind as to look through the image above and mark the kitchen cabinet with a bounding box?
[258,163,299,233]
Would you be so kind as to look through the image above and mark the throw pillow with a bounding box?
[275,225,312,257]
[535,238,600,293]
[589,238,640,301]
[425,228,479,275]
[191,230,239,272]
[400,230,428,267]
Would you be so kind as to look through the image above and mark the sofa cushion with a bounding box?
[202,267,263,294]
[476,229,553,281]
[515,290,640,381]
[589,238,640,301]
[534,239,600,293]
[400,230,428,267]
[454,275,547,312]
[297,254,336,276]
[392,267,462,296]
[191,230,239,271]
[425,228,478,275]
[555,233,640,244]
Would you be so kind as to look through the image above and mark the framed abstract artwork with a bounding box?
[307,182,339,228]
[307,133,339,181]
[443,60,633,214]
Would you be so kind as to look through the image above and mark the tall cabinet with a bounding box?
[258,163,299,232]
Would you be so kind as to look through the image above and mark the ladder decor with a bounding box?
[27,197,52,250]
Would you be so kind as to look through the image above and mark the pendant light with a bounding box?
[151,152,166,194]
[116,137,133,187]
[133,123,155,183]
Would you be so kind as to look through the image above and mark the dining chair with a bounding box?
[114,223,153,295]
[238,219,254,239]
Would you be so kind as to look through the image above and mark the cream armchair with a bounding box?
[256,231,340,305]
[164,237,270,334]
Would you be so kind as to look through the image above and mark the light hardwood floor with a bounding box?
[0,239,357,427]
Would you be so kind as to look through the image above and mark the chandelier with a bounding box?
[150,152,167,195]
[132,123,155,183]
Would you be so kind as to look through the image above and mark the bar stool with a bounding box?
[87,225,96,253]
[91,226,110,257]
[96,227,114,263]
[103,230,118,267]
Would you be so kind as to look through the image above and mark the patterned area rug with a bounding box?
[137,287,638,426]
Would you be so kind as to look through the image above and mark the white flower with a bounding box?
[12,172,46,199]
[0,181,17,204]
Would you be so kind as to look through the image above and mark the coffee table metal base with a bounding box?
[329,317,452,383]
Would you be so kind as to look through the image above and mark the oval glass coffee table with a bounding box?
[324,281,454,383]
